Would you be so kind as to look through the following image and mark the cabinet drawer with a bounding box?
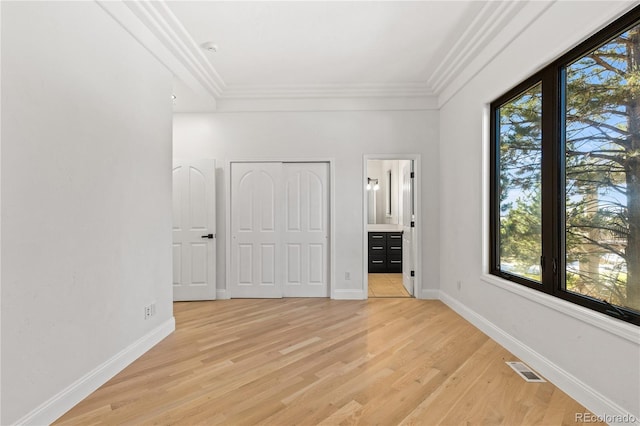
[368,243,386,253]
[368,232,386,242]
[368,254,386,273]
[387,259,402,273]
[387,253,402,272]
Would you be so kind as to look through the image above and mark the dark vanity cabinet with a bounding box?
[368,231,402,273]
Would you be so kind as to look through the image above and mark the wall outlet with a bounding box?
[144,302,157,320]
[345,272,351,280]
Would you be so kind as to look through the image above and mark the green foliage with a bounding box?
[498,26,640,311]
[500,188,541,273]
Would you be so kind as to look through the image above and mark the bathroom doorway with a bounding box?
[363,155,421,298]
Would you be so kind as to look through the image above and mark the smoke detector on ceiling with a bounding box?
[201,42,218,53]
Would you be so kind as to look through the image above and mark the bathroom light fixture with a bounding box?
[367,178,379,191]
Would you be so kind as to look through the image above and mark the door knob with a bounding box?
[201,234,214,239]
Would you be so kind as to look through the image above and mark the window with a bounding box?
[495,82,543,283]
[490,6,640,325]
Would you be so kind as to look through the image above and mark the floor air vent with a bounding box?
[506,361,546,383]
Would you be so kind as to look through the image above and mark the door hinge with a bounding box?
[410,270,415,277]
[410,221,415,228]
[410,172,415,178]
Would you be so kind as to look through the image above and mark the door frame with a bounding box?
[363,154,422,299]
[225,158,335,299]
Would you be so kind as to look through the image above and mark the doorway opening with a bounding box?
[363,155,420,299]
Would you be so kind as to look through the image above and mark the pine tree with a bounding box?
[498,24,639,311]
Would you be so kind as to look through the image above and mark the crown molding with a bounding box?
[436,1,557,108]
[220,82,434,99]
[96,0,217,109]
[123,1,225,97]
[101,0,440,108]
[428,1,529,95]
[103,0,559,111]
[214,95,439,113]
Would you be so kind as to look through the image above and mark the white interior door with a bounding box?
[402,161,414,296]
[283,163,329,297]
[230,162,283,298]
[230,161,330,298]
[172,159,216,301]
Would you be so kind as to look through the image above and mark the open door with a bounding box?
[401,161,414,296]
[172,159,216,301]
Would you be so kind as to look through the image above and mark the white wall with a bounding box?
[1,2,174,424]
[173,110,439,299]
[439,1,640,421]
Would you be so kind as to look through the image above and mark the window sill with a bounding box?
[480,274,640,344]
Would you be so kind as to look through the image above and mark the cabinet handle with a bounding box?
[390,246,401,250]
[389,235,401,239]
[371,235,383,239]
[371,260,384,264]
[371,246,384,250]
[390,260,401,264]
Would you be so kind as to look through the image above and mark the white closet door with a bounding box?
[172,159,216,301]
[230,162,283,298]
[283,163,329,297]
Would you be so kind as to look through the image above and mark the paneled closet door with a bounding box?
[230,162,283,298]
[230,162,330,298]
[283,163,329,297]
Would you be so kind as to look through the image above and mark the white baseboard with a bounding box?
[216,288,230,300]
[420,289,440,300]
[333,289,365,300]
[16,317,175,426]
[438,291,639,426]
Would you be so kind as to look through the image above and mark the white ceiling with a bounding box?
[114,1,539,111]
[167,1,481,88]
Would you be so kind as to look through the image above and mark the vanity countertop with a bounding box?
[367,224,403,233]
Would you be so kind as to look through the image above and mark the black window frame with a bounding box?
[490,5,640,326]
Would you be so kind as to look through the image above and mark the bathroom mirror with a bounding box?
[367,160,401,225]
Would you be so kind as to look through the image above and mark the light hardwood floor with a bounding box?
[368,273,411,298]
[55,299,602,425]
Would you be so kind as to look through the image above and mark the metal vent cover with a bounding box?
[506,361,546,383]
